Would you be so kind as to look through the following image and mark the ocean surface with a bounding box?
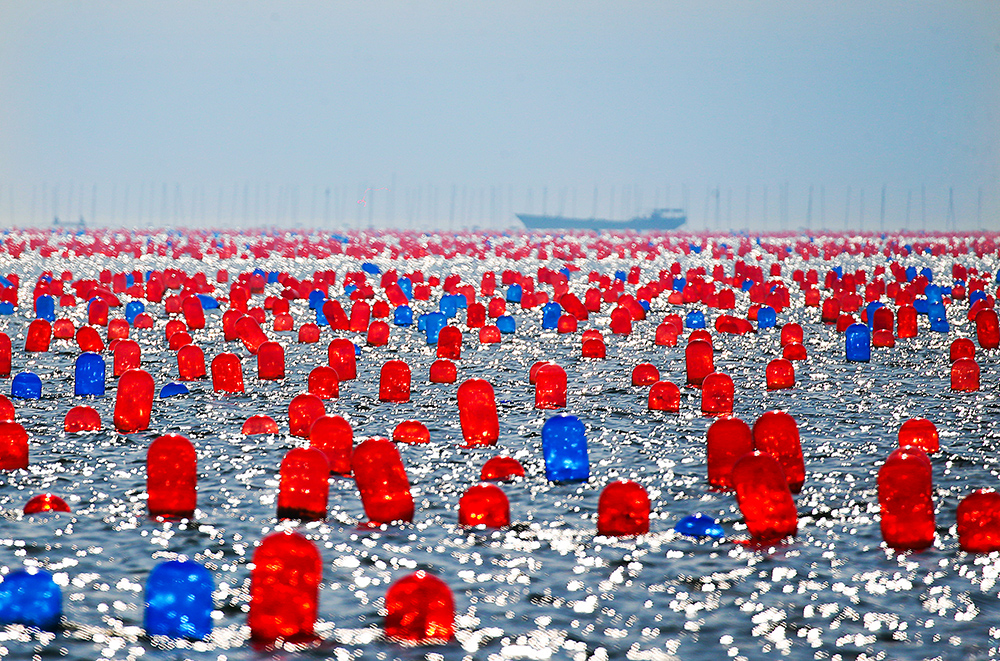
[0,233,998,661]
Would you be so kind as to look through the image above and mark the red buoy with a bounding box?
[896,305,917,338]
[752,411,804,493]
[307,366,339,399]
[288,393,325,438]
[309,415,354,474]
[242,415,279,435]
[779,323,803,346]
[25,319,51,352]
[327,339,357,380]
[147,434,197,519]
[596,480,650,536]
[975,308,1000,349]
[235,316,268,355]
[24,493,71,514]
[706,416,754,491]
[480,456,525,481]
[877,446,934,551]
[949,338,976,363]
[765,358,795,390]
[257,341,286,380]
[248,531,322,644]
[367,321,390,347]
[685,339,714,386]
[534,364,567,409]
[437,326,462,360]
[701,372,734,415]
[177,344,206,381]
[351,438,414,524]
[457,379,499,446]
[0,421,29,470]
[647,381,680,412]
[581,337,606,358]
[383,571,454,644]
[114,369,154,432]
[631,363,659,386]
[731,451,798,543]
[277,447,330,521]
[211,353,244,393]
[76,325,105,353]
[898,418,939,454]
[113,339,141,376]
[951,358,980,391]
[957,489,1000,553]
[64,405,101,432]
[393,420,430,444]
[379,360,411,403]
[458,483,510,527]
[298,323,320,344]
[429,359,457,384]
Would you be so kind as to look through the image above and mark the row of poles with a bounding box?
[0,181,989,231]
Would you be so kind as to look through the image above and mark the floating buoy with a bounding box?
[0,395,11,421]
[159,381,189,398]
[437,326,462,359]
[429,358,457,383]
[975,308,1000,349]
[327,338,357,380]
[107,318,129,340]
[11,371,42,399]
[168,331,192,351]
[307,366,339,399]
[542,414,589,482]
[782,342,807,360]
[0,569,62,630]
[685,339,714,386]
[379,360,411,403]
[896,305,917,338]
[706,416,754,491]
[52,318,75,339]
[88,298,109,326]
[648,381,680,412]
[114,369,154,432]
[181,295,206,330]
[765,358,795,390]
[24,319,51,352]
[872,329,895,348]
[877,446,934,551]
[242,414,279,435]
[597,480,650,536]
[752,411,804,493]
[534,363,567,409]
[288,393,325,437]
[64,405,101,432]
[235,316,268,355]
[609,306,632,335]
[147,434,197,519]
[144,560,214,639]
[257,341,285,380]
[844,323,871,362]
[779,323,803,346]
[74,352,106,397]
[367,320,390,347]
[248,531,322,644]
[211,353,244,393]
[479,456,525,481]
[177,344,206,381]
[277,447,330,521]
[479,325,501,343]
[674,513,724,538]
[458,483,510,527]
[956,489,1000,553]
[393,420,430,444]
[24,493,71,514]
[457,379,499,447]
[76,325,105,353]
[731,451,798,543]
[113,339,141,376]
[383,571,454,644]
[951,358,980,391]
[581,337,606,358]
[298,323,320,344]
[631,363,659,386]
[898,418,939,454]
[351,438,414,524]
[701,372,734,415]
[949,338,976,362]
[308,415,353,474]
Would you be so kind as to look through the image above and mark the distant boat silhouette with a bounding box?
[516,208,686,232]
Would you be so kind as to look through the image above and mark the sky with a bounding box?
[0,0,998,230]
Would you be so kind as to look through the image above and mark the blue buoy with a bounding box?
[439,295,459,319]
[159,382,189,399]
[361,262,381,275]
[912,298,929,315]
[757,306,776,329]
[506,284,522,303]
[125,300,146,324]
[614,270,628,282]
[541,302,561,329]
[315,307,329,326]
[904,266,917,282]
[685,310,706,329]
[424,312,447,345]
[496,315,516,334]
[0,302,12,315]
[196,294,219,310]
[74,352,106,397]
[397,277,413,300]
[144,560,214,640]
[672,277,686,292]
[35,295,55,322]
[674,513,725,539]
[845,323,871,362]
[308,290,326,310]
[919,267,933,283]
[11,372,42,399]
[0,569,62,629]
[393,305,413,326]
[542,414,589,482]
[928,303,949,333]
[267,272,279,284]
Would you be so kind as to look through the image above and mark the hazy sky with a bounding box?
[0,1,998,228]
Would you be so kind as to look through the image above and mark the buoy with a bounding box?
[731,451,798,543]
[11,372,42,399]
[877,446,934,551]
[76,325,105,353]
[752,411,804,493]
[74,352,106,397]
[429,359,457,383]
[631,363,659,386]
[298,323,320,343]
[701,372,734,415]
[159,381,189,398]
[383,571,454,644]
[168,330,192,351]
[88,298,109,326]
[609,306,632,335]
[956,489,1000,553]
[437,326,462,359]
[248,531,322,644]
[235,316,268,355]
[685,339,714,386]
[107,318,129,340]
[542,414,589,482]
[779,323,803,346]
[351,438,414,524]
[257,341,285,380]
[581,337,606,358]
[534,363,567,409]
[113,339,141,376]
[288,393,325,437]
[24,319,51,352]
[308,415,354,474]
[242,414,279,435]
[64,405,101,432]
[0,395,11,421]
[327,338,357,380]
[393,420,430,444]
[211,353,244,393]
[176,344,206,381]
[144,560,214,639]
[479,325,501,343]
[147,434,197,519]
[844,323,871,362]
[896,305,917,338]
[0,569,62,630]
[765,358,795,389]
[24,493,71,514]
[949,338,976,362]
[898,418,939,454]
[479,456,525,481]
[114,369,154,432]
[277,447,330,521]
[367,320,390,347]
[706,416,754,490]
[457,379,499,446]
[307,366,339,399]
[458,483,510,527]
[674,513,724,538]
[648,381,680,412]
[951,358,980,391]
[782,342,807,360]
[975,308,1000,349]
[181,295,206,330]
[597,480,650,536]
[379,360,411,403]
[52,318,74,339]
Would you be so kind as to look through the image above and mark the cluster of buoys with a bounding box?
[0,228,998,648]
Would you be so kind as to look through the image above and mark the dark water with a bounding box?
[0,237,998,661]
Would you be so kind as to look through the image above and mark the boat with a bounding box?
[516,208,686,232]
